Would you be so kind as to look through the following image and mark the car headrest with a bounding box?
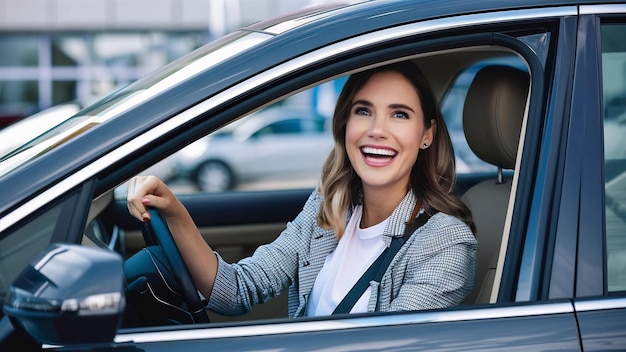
[463,65,530,170]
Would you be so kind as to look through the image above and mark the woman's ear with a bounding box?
[421,119,436,149]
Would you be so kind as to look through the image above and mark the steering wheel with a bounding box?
[141,208,210,324]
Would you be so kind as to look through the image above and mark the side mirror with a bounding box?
[3,244,125,345]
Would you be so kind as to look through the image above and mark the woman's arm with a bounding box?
[207,190,324,316]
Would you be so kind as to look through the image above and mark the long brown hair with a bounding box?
[317,61,475,237]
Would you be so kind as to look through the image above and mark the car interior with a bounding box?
[0,43,532,328]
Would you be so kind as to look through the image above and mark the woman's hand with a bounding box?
[127,175,182,222]
[127,175,219,299]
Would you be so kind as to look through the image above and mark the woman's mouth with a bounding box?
[360,146,397,166]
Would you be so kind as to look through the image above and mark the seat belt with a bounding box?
[332,209,435,315]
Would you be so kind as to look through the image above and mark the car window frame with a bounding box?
[101,32,546,309]
[118,28,549,302]
[535,15,580,302]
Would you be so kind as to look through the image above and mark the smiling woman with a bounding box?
[126,61,477,320]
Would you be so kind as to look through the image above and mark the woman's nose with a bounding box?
[368,115,387,138]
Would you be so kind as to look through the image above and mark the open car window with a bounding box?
[97,40,535,327]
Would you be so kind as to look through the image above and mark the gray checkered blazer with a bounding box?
[208,190,477,317]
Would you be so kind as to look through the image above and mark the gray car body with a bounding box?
[0,0,625,351]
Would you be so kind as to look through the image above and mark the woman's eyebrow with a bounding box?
[389,103,415,113]
[352,100,415,112]
[352,100,416,114]
[352,99,373,107]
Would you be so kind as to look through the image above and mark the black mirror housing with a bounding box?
[3,244,125,345]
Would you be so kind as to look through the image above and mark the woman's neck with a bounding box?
[360,185,409,228]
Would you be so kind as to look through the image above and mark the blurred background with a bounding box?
[0,0,339,127]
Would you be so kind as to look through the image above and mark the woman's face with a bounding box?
[345,70,434,196]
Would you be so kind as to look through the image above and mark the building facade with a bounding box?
[0,0,330,126]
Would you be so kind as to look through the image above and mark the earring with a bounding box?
[423,143,429,149]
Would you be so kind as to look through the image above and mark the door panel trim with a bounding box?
[575,297,626,312]
[580,4,626,15]
[113,302,574,344]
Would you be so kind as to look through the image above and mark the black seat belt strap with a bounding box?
[332,210,435,315]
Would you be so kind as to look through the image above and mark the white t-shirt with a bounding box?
[307,205,389,316]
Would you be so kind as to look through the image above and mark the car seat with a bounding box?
[460,65,530,304]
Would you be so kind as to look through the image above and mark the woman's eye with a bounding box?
[354,107,370,116]
[393,111,409,119]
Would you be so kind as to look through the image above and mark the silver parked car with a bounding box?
[175,107,333,192]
